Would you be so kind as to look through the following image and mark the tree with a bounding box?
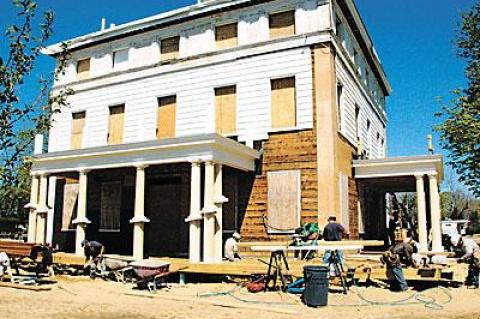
[435,2,480,198]
[0,0,73,224]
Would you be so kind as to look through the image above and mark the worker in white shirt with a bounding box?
[451,235,480,288]
[224,232,242,262]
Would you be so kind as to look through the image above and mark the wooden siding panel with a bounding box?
[269,11,295,39]
[271,77,296,128]
[108,105,125,145]
[70,112,85,150]
[215,23,238,50]
[215,86,236,135]
[157,96,176,139]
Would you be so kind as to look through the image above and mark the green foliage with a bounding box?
[435,3,480,198]
[0,0,73,222]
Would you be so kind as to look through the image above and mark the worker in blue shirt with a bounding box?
[322,216,348,266]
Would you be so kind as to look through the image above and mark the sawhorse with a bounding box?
[264,250,292,291]
[327,250,348,294]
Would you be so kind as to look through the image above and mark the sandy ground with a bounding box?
[0,276,479,319]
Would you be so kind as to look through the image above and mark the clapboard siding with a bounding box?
[49,47,313,152]
[55,0,327,86]
[336,57,386,159]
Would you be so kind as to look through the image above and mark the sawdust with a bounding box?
[0,277,479,319]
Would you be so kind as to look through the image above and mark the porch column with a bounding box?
[130,164,150,260]
[415,174,428,252]
[185,161,202,263]
[73,169,91,256]
[213,163,228,263]
[25,174,39,243]
[203,161,216,263]
[428,173,443,252]
[35,173,49,244]
[46,176,57,245]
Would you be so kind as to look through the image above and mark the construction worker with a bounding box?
[81,240,105,266]
[224,232,241,262]
[451,235,480,288]
[322,216,348,265]
[0,252,10,278]
[381,237,417,292]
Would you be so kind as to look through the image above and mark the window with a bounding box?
[108,104,125,145]
[71,111,86,150]
[215,23,238,49]
[100,181,122,231]
[113,48,129,69]
[76,58,90,80]
[267,170,301,233]
[366,119,371,157]
[269,11,295,39]
[215,86,236,135]
[337,83,343,131]
[161,36,179,61]
[271,77,296,129]
[157,96,176,139]
[339,173,349,231]
[61,178,78,231]
[355,104,360,141]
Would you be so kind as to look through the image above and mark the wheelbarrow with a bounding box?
[130,260,174,293]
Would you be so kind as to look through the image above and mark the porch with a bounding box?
[26,134,260,263]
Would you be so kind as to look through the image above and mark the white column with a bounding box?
[35,173,49,244]
[213,163,227,263]
[185,161,202,263]
[130,164,150,260]
[203,161,216,263]
[46,176,57,245]
[25,174,39,243]
[415,174,428,252]
[73,169,91,256]
[428,173,443,252]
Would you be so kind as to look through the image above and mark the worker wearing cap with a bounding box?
[224,232,241,262]
[451,235,480,288]
[381,236,416,292]
[81,240,105,266]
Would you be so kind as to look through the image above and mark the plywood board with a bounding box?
[267,170,300,233]
[70,112,85,150]
[62,183,78,231]
[215,86,236,135]
[215,23,238,49]
[108,105,125,145]
[157,96,176,139]
[269,11,295,39]
[271,77,296,128]
[161,36,179,61]
[76,58,90,80]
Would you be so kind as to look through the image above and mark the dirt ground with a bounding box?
[0,276,479,319]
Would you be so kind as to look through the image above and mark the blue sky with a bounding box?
[0,0,475,187]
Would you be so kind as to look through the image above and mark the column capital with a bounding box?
[414,173,424,180]
[427,172,438,179]
[72,216,91,225]
[204,160,215,166]
[130,216,150,223]
[30,172,40,177]
[37,171,48,178]
[135,163,149,170]
[190,160,202,167]
[78,168,91,175]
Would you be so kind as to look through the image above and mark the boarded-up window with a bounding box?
[267,170,301,233]
[76,58,91,80]
[215,23,238,49]
[269,11,295,39]
[113,48,129,69]
[215,86,236,135]
[337,83,343,131]
[271,77,296,129]
[71,111,86,150]
[100,181,122,231]
[355,104,360,140]
[157,96,176,139]
[161,36,180,61]
[108,104,125,145]
[62,179,78,231]
[339,173,349,231]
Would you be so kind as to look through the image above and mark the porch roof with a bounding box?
[352,154,444,181]
[31,133,260,174]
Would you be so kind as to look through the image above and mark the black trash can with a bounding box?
[303,265,329,307]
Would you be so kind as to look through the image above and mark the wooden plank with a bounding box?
[0,281,52,292]
[215,23,238,49]
[157,96,176,139]
[161,36,179,61]
[70,111,85,149]
[266,170,300,232]
[53,252,85,266]
[108,104,125,145]
[271,77,296,128]
[215,86,236,135]
[269,11,295,39]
